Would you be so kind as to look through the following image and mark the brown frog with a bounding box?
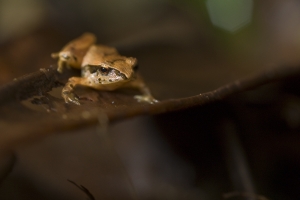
[52,33,157,105]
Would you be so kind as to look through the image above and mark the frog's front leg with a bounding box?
[51,53,63,73]
[62,77,83,105]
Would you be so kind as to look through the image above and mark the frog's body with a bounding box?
[52,33,157,105]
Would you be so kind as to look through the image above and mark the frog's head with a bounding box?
[82,56,137,85]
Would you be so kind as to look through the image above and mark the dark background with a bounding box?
[0,0,300,199]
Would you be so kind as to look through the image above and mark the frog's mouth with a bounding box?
[83,65,127,84]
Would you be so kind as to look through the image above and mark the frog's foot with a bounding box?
[62,91,80,105]
[134,95,158,104]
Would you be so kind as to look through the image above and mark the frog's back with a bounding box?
[81,45,119,67]
[62,32,96,52]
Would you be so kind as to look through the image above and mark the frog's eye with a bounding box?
[100,67,108,72]
[100,67,109,75]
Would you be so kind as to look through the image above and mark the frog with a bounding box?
[52,33,157,105]
[51,32,96,73]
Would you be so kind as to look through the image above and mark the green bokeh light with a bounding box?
[206,0,253,32]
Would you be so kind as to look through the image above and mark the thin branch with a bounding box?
[68,179,95,200]
[0,65,300,151]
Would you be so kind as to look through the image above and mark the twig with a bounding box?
[68,179,95,200]
[0,65,300,151]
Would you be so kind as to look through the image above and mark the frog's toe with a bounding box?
[63,92,80,105]
[134,95,158,104]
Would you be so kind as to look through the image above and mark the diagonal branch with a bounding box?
[0,64,299,151]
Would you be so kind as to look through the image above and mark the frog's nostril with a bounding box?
[133,64,139,71]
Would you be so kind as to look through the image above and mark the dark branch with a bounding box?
[0,65,300,151]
